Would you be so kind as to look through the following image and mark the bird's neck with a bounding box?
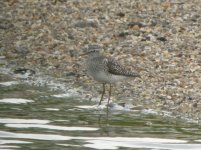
[88,52,101,58]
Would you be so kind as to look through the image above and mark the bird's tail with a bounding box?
[124,70,140,78]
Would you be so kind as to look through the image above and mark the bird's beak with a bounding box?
[133,72,141,78]
[135,73,141,78]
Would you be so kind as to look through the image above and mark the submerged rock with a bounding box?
[14,68,36,76]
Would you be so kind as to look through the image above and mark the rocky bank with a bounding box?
[0,0,201,121]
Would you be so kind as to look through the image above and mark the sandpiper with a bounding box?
[83,48,140,106]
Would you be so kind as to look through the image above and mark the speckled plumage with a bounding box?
[85,49,140,106]
[86,52,139,84]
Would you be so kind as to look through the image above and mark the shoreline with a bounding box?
[1,0,201,120]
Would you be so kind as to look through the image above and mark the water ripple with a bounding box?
[0,98,33,104]
[0,118,50,124]
[0,131,201,150]
[5,123,99,131]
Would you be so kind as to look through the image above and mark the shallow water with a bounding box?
[0,73,201,150]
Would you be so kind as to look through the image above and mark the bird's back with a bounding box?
[86,55,139,83]
[106,58,139,77]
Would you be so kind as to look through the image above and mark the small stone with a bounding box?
[68,34,74,40]
[157,37,167,42]
[128,22,145,28]
[118,31,130,37]
[69,49,78,57]
[145,121,152,126]
[0,56,6,65]
[141,36,151,41]
[16,46,29,55]
[66,72,76,77]
[87,44,102,51]
[0,56,6,59]
[0,19,14,30]
[167,96,172,99]
[193,102,197,107]
[74,20,98,28]
[118,102,126,107]
[150,19,158,26]
[14,68,35,76]
[116,12,125,17]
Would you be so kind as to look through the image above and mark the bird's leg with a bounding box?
[99,83,106,105]
[108,84,112,105]
[106,84,112,112]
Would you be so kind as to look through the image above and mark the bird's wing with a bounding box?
[103,57,139,77]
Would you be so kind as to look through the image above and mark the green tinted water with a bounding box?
[0,74,201,150]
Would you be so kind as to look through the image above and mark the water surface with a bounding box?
[0,73,201,150]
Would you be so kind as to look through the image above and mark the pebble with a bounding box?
[14,68,36,76]
[74,20,98,28]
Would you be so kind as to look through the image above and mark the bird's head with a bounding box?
[81,45,103,57]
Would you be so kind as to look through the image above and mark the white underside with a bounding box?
[88,71,126,84]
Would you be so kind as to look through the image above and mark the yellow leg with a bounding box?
[99,83,105,105]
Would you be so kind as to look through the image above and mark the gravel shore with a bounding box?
[1,0,201,120]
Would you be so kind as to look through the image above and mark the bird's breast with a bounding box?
[86,56,126,83]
